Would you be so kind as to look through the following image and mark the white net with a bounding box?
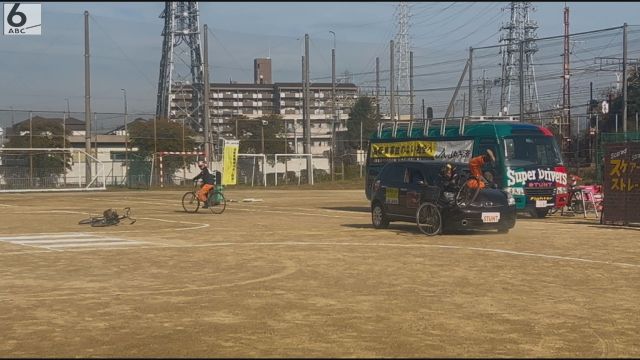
[237,154,267,187]
[0,148,106,192]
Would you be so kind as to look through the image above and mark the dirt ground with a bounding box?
[0,188,639,358]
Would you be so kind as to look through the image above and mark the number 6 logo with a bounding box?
[7,3,26,27]
[4,3,41,35]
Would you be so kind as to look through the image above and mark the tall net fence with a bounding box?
[0,148,106,192]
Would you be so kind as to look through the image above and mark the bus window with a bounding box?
[504,136,562,167]
[476,138,499,163]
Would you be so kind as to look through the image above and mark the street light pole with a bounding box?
[121,88,129,187]
[261,121,266,154]
[330,30,336,182]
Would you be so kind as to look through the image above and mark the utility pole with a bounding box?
[519,41,525,122]
[390,40,395,122]
[409,51,414,120]
[375,57,380,118]
[468,47,473,117]
[84,10,91,185]
[303,34,312,185]
[63,98,69,186]
[121,89,128,188]
[29,111,33,186]
[203,24,211,163]
[562,4,571,148]
[623,22,628,133]
[330,30,336,182]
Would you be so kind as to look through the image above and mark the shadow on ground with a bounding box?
[322,206,370,213]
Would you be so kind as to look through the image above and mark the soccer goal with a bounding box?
[157,151,204,188]
[273,154,314,186]
[0,148,106,192]
[237,154,267,187]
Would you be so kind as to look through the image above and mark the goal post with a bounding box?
[237,153,267,187]
[0,147,106,192]
[274,154,313,186]
[157,151,204,188]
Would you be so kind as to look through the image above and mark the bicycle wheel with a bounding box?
[182,191,200,213]
[121,207,136,224]
[91,218,114,227]
[207,191,226,214]
[416,202,442,236]
[455,182,480,208]
[79,216,102,225]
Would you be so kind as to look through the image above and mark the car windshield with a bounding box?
[503,136,563,167]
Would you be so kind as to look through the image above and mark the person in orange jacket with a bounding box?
[193,160,215,208]
[467,149,496,190]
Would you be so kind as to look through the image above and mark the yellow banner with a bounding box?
[222,140,239,185]
[370,139,474,162]
[371,140,437,159]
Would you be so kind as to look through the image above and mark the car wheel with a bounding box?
[372,202,389,229]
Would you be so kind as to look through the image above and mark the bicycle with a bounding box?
[416,185,443,236]
[79,207,136,227]
[549,175,603,217]
[454,174,483,208]
[182,183,226,214]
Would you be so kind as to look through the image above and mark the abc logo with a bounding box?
[4,3,41,36]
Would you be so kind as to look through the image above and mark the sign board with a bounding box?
[222,139,239,185]
[4,3,41,35]
[603,142,640,224]
[369,139,474,164]
[601,100,609,114]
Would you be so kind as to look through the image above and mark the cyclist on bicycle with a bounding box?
[467,149,496,190]
[193,160,215,208]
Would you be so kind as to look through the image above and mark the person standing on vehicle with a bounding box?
[193,160,215,208]
[467,149,495,189]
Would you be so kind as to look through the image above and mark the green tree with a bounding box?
[237,114,292,156]
[1,117,71,186]
[128,118,198,177]
[344,97,378,160]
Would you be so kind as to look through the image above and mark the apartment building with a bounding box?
[168,59,359,156]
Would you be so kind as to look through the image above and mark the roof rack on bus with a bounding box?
[376,117,471,138]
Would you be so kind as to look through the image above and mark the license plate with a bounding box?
[481,212,500,223]
[535,200,548,208]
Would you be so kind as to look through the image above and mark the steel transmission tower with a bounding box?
[156,2,204,130]
[394,2,411,118]
[498,2,541,121]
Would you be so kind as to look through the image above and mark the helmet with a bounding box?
[440,163,455,178]
[198,160,207,169]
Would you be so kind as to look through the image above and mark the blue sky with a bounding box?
[1,1,639,123]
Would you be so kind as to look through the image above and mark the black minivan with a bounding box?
[370,160,516,234]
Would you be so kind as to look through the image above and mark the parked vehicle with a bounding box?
[366,116,568,218]
[370,160,517,235]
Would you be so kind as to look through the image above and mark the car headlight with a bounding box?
[505,187,524,196]
[556,186,568,194]
[506,192,516,206]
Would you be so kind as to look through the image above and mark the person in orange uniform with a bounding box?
[467,149,496,189]
[193,160,215,208]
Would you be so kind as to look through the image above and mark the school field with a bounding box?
[0,189,638,357]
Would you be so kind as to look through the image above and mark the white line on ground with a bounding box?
[44,241,148,249]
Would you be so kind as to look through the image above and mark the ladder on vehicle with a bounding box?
[376,115,519,138]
